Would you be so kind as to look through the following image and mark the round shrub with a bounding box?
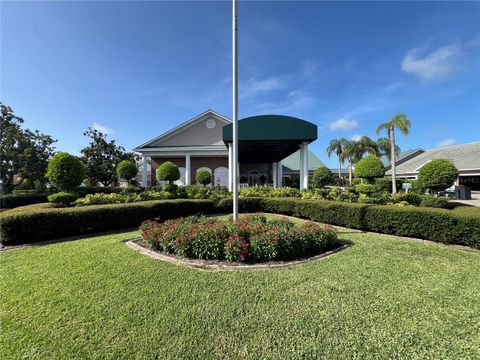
[47,192,79,206]
[116,160,138,183]
[156,161,180,185]
[139,214,338,263]
[418,159,459,192]
[354,155,385,183]
[196,169,212,186]
[46,152,85,191]
[311,166,334,188]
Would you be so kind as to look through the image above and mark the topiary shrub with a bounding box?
[116,160,138,184]
[375,177,402,192]
[196,169,212,186]
[418,159,459,193]
[354,155,385,183]
[46,152,85,191]
[156,161,180,185]
[47,192,79,206]
[354,183,382,195]
[311,166,334,188]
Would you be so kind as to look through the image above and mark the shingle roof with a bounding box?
[386,142,480,175]
[380,149,423,167]
[282,150,325,172]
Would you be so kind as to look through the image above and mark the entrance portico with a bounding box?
[223,115,317,190]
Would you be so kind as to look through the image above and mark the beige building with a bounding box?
[134,110,320,189]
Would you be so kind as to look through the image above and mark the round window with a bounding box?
[206,119,216,129]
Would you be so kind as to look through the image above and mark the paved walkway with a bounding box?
[453,192,480,207]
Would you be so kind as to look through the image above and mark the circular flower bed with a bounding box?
[139,214,338,263]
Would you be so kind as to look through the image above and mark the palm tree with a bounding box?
[377,137,400,161]
[326,138,346,179]
[376,113,411,194]
[340,139,356,186]
[356,136,379,158]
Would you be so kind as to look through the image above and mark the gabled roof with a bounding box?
[134,110,230,151]
[282,150,325,172]
[386,141,480,175]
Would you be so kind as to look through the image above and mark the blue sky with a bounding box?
[2,1,479,167]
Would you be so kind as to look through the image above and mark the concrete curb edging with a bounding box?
[125,240,350,271]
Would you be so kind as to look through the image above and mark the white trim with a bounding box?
[273,162,278,188]
[185,155,191,185]
[133,110,231,151]
[136,145,227,153]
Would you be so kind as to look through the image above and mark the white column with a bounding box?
[228,143,233,191]
[272,162,278,188]
[277,161,283,187]
[185,155,191,185]
[232,0,239,221]
[299,146,304,189]
[142,156,148,188]
[302,143,309,190]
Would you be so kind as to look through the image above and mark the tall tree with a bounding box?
[326,138,346,179]
[340,139,356,186]
[376,113,411,194]
[0,102,56,194]
[80,128,138,187]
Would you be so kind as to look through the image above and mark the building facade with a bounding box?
[134,110,320,189]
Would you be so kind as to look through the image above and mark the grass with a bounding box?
[1,215,479,359]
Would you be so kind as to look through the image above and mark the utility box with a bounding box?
[455,185,472,200]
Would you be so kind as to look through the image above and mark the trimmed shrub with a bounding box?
[196,169,212,186]
[0,199,216,245]
[420,195,449,209]
[156,161,180,185]
[0,194,48,209]
[354,184,382,195]
[375,177,403,192]
[47,192,79,206]
[311,166,334,188]
[392,192,422,206]
[239,186,300,198]
[46,152,85,191]
[116,160,138,184]
[418,159,459,192]
[354,155,385,183]
[74,186,124,197]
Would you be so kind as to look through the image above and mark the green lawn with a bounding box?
[1,217,479,359]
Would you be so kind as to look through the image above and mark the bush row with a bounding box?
[2,197,479,248]
[0,199,216,245]
[0,194,48,209]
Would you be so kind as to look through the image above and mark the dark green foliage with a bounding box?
[0,194,48,208]
[74,186,124,197]
[0,199,216,245]
[418,159,459,192]
[156,161,180,184]
[354,183,382,195]
[420,195,449,208]
[311,166,334,188]
[46,152,85,191]
[0,102,56,194]
[354,155,385,182]
[392,192,422,206]
[80,128,138,187]
[375,177,403,192]
[196,169,212,186]
[116,160,138,183]
[47,192,79,206]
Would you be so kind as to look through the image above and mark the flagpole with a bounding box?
[232,0,239,221]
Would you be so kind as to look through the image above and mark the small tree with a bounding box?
[116,160,138,185]
[311,166,334,189]
[418,159,458,193]
[354,155,385,183]
[46,152,85,191]
[156,161,180,185]
[196,169,212,186]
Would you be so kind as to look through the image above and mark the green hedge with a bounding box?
[0,194,48,209]
[0,199,216,245]
[2,197,479,248]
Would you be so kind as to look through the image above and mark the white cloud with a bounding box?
[351,134,362,141]
[240,77,286,99]
[92,122,114,135]
[401,44,461,81]
[437,139,457,148]
[329,118,359,131]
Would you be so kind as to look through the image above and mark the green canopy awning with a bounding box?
[223,115,317,163]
